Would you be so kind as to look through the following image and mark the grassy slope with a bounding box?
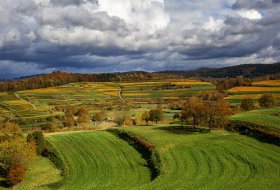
[230,107,280,133]
[45,131,150,190]
[122,125,280,190]
[16,157,62,190]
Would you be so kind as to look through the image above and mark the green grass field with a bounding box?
[19,127,280,190]
[230,107,280,134]
[44,132,151,190]
[122,126,280,190]
[16,157,62,190]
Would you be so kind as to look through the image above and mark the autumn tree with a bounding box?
[259,94,275,107]
[63,108,75,127]
[0,122,35,185]
[181,97,205,128]
[149,108,163,124]
[114,111,128,127]
[77,107,90,124]
[204,101,232,131]
[6,165,26,185]
[142,111,150,125]
[92,112,105,122]
[240,98,255,111]
[27,131,47,155]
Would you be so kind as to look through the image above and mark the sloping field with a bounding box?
[22,127,280,190]
[16,157,62,190]
[230,107,280,134]
[45,132,151,190]
[122,126,280,190]
[119,80,215,103]
[253,80,280,87]
[226,81,280,104]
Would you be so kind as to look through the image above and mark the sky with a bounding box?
[0,0,280,78]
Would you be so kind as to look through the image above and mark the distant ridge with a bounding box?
[160,63,280,78]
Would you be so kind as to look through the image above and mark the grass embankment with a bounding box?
[229,107,280,145]
[19,126,280,189]
[121,125,280,189]
[45,132,150,190]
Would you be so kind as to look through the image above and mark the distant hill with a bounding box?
[160,63,280,78]
[0,71,178,92]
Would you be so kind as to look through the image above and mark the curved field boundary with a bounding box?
[122,126,280,190]
[45,131,151,190]
[108,129,163,180]
[14,92,37,110]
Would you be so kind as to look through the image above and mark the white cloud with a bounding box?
[203,17,225,32]
[237,9,262,20]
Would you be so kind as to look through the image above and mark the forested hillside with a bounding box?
[162,63,280,78]
[0,72,177,92]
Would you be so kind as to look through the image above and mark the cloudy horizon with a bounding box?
[0,0,280,78]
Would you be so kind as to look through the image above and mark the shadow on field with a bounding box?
[154,125,210,134]
[0,180,10,188]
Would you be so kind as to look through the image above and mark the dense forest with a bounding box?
[161,63,280,78]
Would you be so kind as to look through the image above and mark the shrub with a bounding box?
[259,94,275,108]
[27,131,47,155]
[6,165,26,185]
[240,98,255,111]
[93,112,105,122]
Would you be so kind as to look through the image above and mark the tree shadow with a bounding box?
[0,180,11,188]
[154,125,210,134]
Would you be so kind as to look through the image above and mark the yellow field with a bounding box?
[3,100,30,105]
[0,108,10,113]
[20,88,72,93]
[123,92,149,96]
[120,82,164,86]
[102,91,119,96]
[228,86,280,92]
[253,80,280,86]
[96,87,118,91]
[172,81,212,86]
[120,80,212,86]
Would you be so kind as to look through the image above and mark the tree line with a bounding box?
[0,71,177,92]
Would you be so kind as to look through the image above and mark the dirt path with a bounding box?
[14,92,37,110]
[115,83,126,102]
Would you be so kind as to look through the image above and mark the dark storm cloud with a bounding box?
[0,0,279,78]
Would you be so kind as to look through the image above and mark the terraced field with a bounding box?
[230,107,280,134]
[17,82,120,112]
[45,132,151,190]
[226,80,280,104]
[122,126,280,189]
[119,80,215,103]
[20,127,280,190]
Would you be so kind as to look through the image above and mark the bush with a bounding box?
[240,98,255,111]
[259,94,275,108]
[27,131,47,155]
[6,165,26,185]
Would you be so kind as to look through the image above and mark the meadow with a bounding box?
[27,131,151,190]
[18,126,280,190]
[230,107,280,134]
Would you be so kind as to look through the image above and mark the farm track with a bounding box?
[14,92,37,110]
[115,83,126,103]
